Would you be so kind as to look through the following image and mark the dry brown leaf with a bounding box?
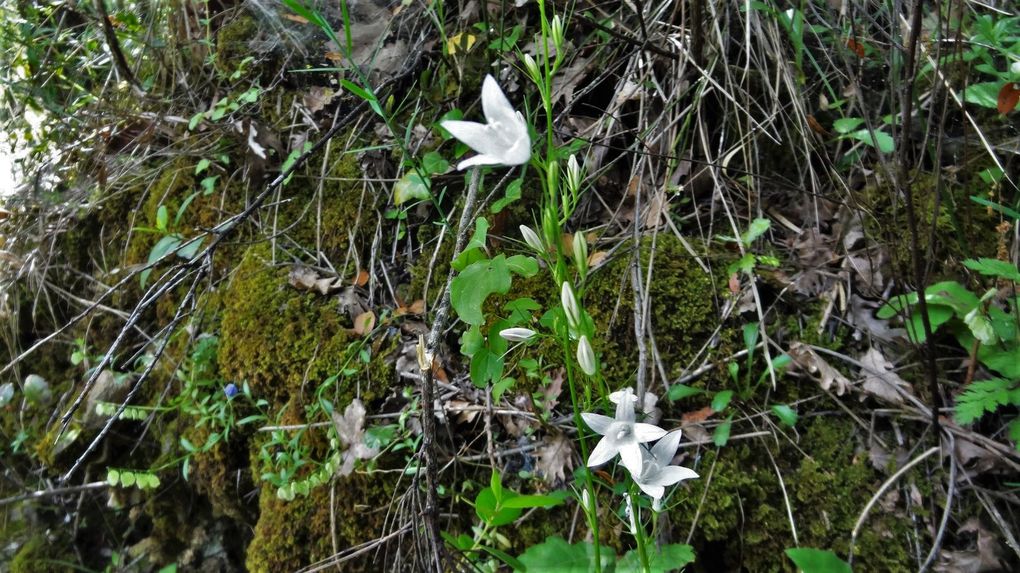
[445,400,478,424]
[395,299,425,317]
[587,251,609,269]
[302,86,336,113]
[288,266,343,295]
[789,342,851,395]
[282,13,309,24]
[858,347,912,404]
[536,432,574,484]
[681,406,715,425]
[935,518,1010,572]
[541,369,564,413]
[353,310,376,336]
[352,269,369,287]
[642,189,669,228]
[331,399,378,476]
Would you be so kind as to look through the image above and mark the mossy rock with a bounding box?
[245,472,396,572]
[672,416,915,572]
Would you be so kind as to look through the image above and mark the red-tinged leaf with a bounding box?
[728,273,741,294]
[682,406,715,425]
[998,82,1020,114]
[846,38,865,58]
[352,269,369,287]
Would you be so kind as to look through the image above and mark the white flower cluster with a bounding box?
[582,388,698,506]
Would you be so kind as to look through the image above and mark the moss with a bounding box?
[861,171,999,279]
[585,235,724,385]
[9,533,71,573]
[245,472,396,572]
[671,416,915,572]
[214,13,259,76]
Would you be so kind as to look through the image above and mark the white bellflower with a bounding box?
[581,388,666,477]
[440,75,531,170]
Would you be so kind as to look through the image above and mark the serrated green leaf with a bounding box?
[963,258,1020,282]
[954,378,1014,424]
[785,548,852,573]
[740,218,771,246]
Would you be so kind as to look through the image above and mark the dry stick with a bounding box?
[0,480,108,507]
[419,168,483,571]
[848,446,940,565]
[898,0,942,437]
[920,430,957,572]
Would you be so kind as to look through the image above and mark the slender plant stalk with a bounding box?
[419,168,483,570]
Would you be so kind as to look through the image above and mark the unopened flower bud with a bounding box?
[565,154,583,194]
[551,15,565,52]
[572,231,588,278]
[520,225,544,253]
[577,335,597,376]
[522,53,541,84]
[561,282,581,329]
[499,327,536,342]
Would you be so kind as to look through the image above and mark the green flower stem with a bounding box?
[629,484,651,573]
[560,334,602,573]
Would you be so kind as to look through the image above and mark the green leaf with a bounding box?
[668,384,702,401]
[954,378,1016,424]
[501,491,567,509]
[617,543,696,572]
[490,469,503,501]
[904,305,954,343]
[727,253,756,275]
[141,235,183,289]
[121,471,136,487]
[743,322,760,353]
[740,218,771,246]
[964,310,997,345]
[474,487,521,526]
[832,117,865,134]
[393,171,431,205]
[491,179,523,213]
[195,158,211,175]
[963,258,1020,282]
[506,255,539,277]
[422,151,449,175]
[847,128,895,153]
[107,468,120,487]
[478,544,526,572]
[493,377,515,401]
[340,79,383,116]
[785,548,853,573]
[175,237,204,260]
[435,109,464,140]
[969,195,1020,221]
[188,112,204,130]
[517,537,615,573]
[711,390,734,412]
[460,324,484,357]
[470,347,504,388]
[962,82,1001,109]
[452,217,489,271]
[772,404,798,427]
[155,205,168,232]
[713,416,733,447]
[451,256,513,325]
[505,297,541,324]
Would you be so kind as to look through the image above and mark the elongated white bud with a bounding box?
[551,15,565,53]
[572,231,588,278]
[561,282,581,330]
[577,335,596,376]
[522,53,541,84]
[499,327,536,342]
[565,154,583,194]
[520,225,544,253]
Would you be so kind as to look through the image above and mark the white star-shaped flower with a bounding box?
[440,75,531,170]
[581,388,666,477]
[632,430,699,504]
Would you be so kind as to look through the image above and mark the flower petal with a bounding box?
[586,435,620,467]
[480,75,519,133]
[650,429,683,464]
[439,120,502,156]
[456,154,503,170]
[580,413,614,435]
[618,442,644,477]
[635,480,665,501]
[614,388,635,423]
[632,423,667,443]
[646,465,699,487]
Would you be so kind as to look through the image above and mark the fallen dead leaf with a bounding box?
[536,432,574,484]
[541,369,564,413]
[353,310,376,336]
[331,399,378,476]
[395,299,425,316]
[681,406,715,425]
[289,266,344,295]
[352,269,369,287]
[282,13,309,24]
[302,86,336,113]
[858,347,912,405]
[587,251,609,269]
[789,342,851,395]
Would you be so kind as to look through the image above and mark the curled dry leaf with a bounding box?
[394,299,425,317]
[331,399,379,477]
[788,342,851,395]
[536,432,574,484]
[998,82,1020,115]
[288,266,344,295]
[858,347,913,405]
